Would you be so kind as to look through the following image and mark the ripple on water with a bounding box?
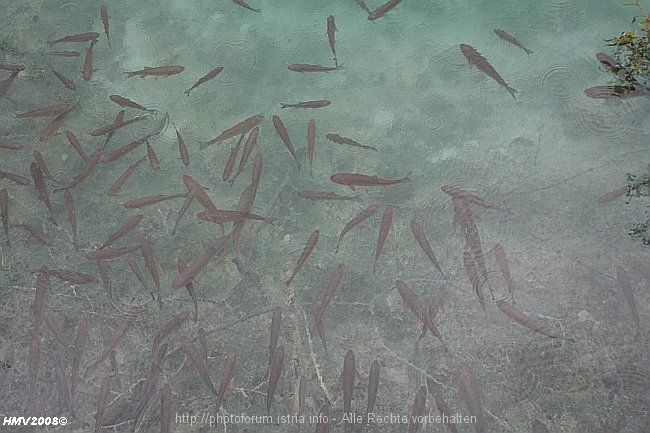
[570,100,640,145]
[206,38,260,88]
[536,64,586,105]
[54,3,89,29]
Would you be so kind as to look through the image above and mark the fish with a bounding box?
[267,345,284,413]
[297,190,360,201]
[288,64,343,73]
[598,186,629,203]
[367,0,404,21]
[152,310,190,357]
[286,229,319,285]
[52,69,76,90]
[326,133,377,151]
[171,234,231,289]
[181,336,218,395]
[85,244,142,261]
[233,127,259,182]
[44,309,68,347]
[146,141,160,171]
[42,51,80,57]
[233,0,261,12]
[269,307,282,367]
[410,219,444,276]
[173,123,189,166]
[0,140,24,150]
[374,205,394,272]
[184,66,224,96]
[32,266,50,335]
[395,279,445,347]
[320,264,344,314]
[87,306,140,377]
[0,189,9,246]
[312,302,328,351]
[106,156,147,196]
[493,29,533,54]
[141,240,162,293]
[39,108,73,142]
[82,39,97,81]
[496,300,566,340]
[44,269,98,284]
[307,119,316,177]
[280,100,331,109]
[223,134,244,182]
[0,63,24,72]
[0,171,30,185]
[492,243,515,304]
[18,103,73,118]
[32,150,56,182]
[272,115,299,165]
[71,315,89,398]
[48,32,100,46]
[65,131,87,161]
[161,384,173,433]
[101,136,147,164]
[342,349,355,414]
[251,154,263,199]
[0,72,19,98]
[327,15,338,66]
[128,255,153,299]
[29,162,57,225]
[456,362,486,433]
[434,395,459,433]
[367,360,379,419]
[90,113,146,136]
[355,0,372,14]
[94,377,112,433]
[109,95,154,112]
[172,189,197,236]
[134,344,168,430]
[100,5,111,48]
[197,209,273,224]
[53,146,103,192]
[336,204,379,253]
[441,185,510,213]
[122,193,187,209]
[584,84,647,99]
[409,386,427,433]
[124,65,185,78]
[215,351,237,413]
[14,224,57,246]
[615,265,639,325]
[202,115,264,149]
[460,44,517,99]
[331,173,411,190]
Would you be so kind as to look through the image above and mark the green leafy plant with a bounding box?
[626,168,650,245]
[606,0,650,88]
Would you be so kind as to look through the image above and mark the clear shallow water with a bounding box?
[1,0,649,432]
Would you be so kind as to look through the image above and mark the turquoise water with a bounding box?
[1,0,649,432]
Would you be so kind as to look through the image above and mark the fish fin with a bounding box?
[184,88,192,97]
[507,86,518,99]
[280,103,288,108]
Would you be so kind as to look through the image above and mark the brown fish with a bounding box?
[297,190,360,201]
[42,51,80,57]
[494,29,533,54]
[85,244,142,261]
[0,189,9,246]
[32,150,55,182]
[410,219,444,276]
[312,302,328,351]
[202,114,264,149]
[342,349,355,414]
[197,209,273,224]
[223,134,244,182]
[122,193,187,209]
[434,395,459,433]
[326,133,377,151]
[14,224,57,246]
[288,63,343,72]
[320,264,344,314]
[106,156,147,196]
[44,269,98,284]
[584,84,647,99]
[99,214,143,249]
[0,63,25,72]
[90,113,146,136]
[367,360,379,419]
[141,240,161,293]
[30,161,57,225]
[171,234,231,289]
[134,344,167,430]
[128,255,153,299]
[409,386,427,433]
[18,103,73,118]
[0,170,30,185]
[125,65,185,78]
[496,300,566,340]
[269,307,282,367]
[48,32,99,46]
[52,69,76,90]
[233,0,261,12]
[109,95,154,112]
[173,123,190,166]
[65,131,87,161]
[44,310,68,347]
[441,185,509,213]
[152,311,190,356]
[181,336,218,395]
[492,243,515,304]
[460,44,517,99]
[355,0,372,14]
[161,384,173,433]
[100,6,111,48]
[315,404,330,433]
[463,250,486,316]
[616,265,639,325]
[53,146,102,191]
[307,119,316,177]
[326,15,338,66]
[185,66,224,96]
[233,127,259,182]
[215,351,237,413]
[374,205,394,272]
[94,377,112,433]
[336,204,379,253]
[0,72,19,98]
[367,0,404,21]
[267,345,284,413]
[286,229,319,285]
[280,99,331,109]
[331,173,411,190]
[87,306,140,377]
[101,136,148,164]
[272,115,299,165]
[456,362,486,433]
[146,141,160,171]
[83,39,97,81]
[251,153,263,199]
[0,140,24,150]
[39,108,73,142]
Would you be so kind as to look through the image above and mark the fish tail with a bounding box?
[184,88,192,97]
[524,48,533,55]
[279,103,289,108]
[336,63,345,70]
[124,71,137,78]
[506,86,518,99]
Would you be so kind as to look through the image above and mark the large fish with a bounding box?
[460,44,517,99]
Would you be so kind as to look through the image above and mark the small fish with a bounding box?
[18,103,73,118]
[0,63,24,72]
[90,114,146,136]
[202,114,264,149]
[267,345,284,413]
[319,264,344,314]
[297,190,360,201]
[272,115,299,165]
[331,173,411,190]
[33,150,56,182]
[134,344,167,429]
[85,244,142,261]
[233,0,261,12]
[171,235,231,289]
[185,66,224,96]
[106,156,147,196]
[367,0,404,21]
[307,119,316,177]
[39,109,73,142]
[0,189,9,246]
[268,307,282,367]
[146,141,160,171]
[251,154,263,199]
[42,51,80,57]
[141,240,162,294]
[456,362,486,433]
[87,306,140,376]
[152,310,191,357]
[460,44,517,99]
[173,123,190,166]
[223,134,244,182]
[374,205,394,272]
[326,15,338,66]
[122,193,187,209]
[161,384,173,433]
[288,63,343,73]
[14,224,57,246]
[197,209,273,224]
[65,131,87,161]
[0,171,30,185]
[29,162,57,225]
[410,219,444,276]
[181,336,218,395]
[336,204,380,253]
[326,133,377,151]
[441,185,509,213]
[52,69,76,90]
[215,351,237,413]
[109,95,154,112]
[128,255,153,299]
[497,300,566,340]
[367,360,379,420]
[124,65,185,78]
[100,6,111,48]
[44,269,98,284]
[71,315,89,398]
[409,386,427,433]
[492,243,515,304]
[82,39,97,81]
[312,302,328,351]
[598,186,629,203]
[616,265,639,326]
[233,127,259,182]
[0,71,19,98]
[100,214,143,249]
[48,32,100,46]
[342,349,355,414]
[280,100,331,109]
[53,146,102,192]
[355,0,372,14]
[94,377,112,433]
[0,140,24,150]
[434,395,459,433]
[101,136,148,164]
[172,189,196,236]
[286,229,319,285]
[493,29,533,54]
